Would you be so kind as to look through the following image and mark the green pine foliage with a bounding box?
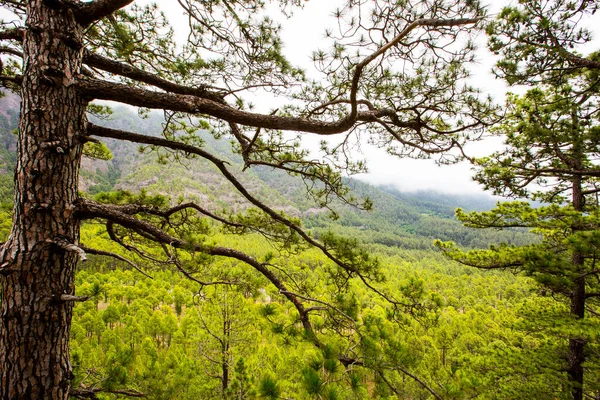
[70,238,540,399]
[437,74,600,398]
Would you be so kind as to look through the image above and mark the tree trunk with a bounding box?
[569,274,586,400]
[222,315,231,394]
[0,1,86,398]
[568,174,586,400]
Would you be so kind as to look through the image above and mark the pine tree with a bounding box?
[437,80,600,399]
[0,0,492,397]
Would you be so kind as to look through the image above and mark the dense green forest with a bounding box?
[0,94,592,399]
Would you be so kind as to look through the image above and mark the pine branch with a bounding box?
[87,123,353,208]
[59,294,90,302]
[79,76,435,136]
[82,51,224,102]
[514,165,600,178]
[78,77,355,134]
[76,197,318,339]
[348,17,480,122]
[86,123,411,310]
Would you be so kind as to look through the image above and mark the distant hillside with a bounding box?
[379,186,498,215]
[0,95,535,250]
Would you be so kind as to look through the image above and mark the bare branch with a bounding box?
[73,0,134,26]
[80,245,153,279]
[48,238,86,261]
[59,294,90,302]
[0,28,24,42]
[78,77,352,133]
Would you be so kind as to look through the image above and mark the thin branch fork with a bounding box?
[1,0,26,13]
[159,243,239,287]
[279,290,355,324]
[347,17,481,121]
[80,245,153,279]
[80,190,241,230]
[90,198,289,243]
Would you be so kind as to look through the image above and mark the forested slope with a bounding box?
[0,94,573,400]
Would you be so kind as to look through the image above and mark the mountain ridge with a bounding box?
[0,94,532,249]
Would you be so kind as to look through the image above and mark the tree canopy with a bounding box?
[437,1,600,397]
[0,0,499,398]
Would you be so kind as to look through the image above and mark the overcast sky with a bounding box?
[273,1,600,194]
[271,1,600,195]
[150,0,511,194]
[151,0,594,194]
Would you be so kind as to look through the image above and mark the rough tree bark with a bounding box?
[0,1,86,398]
